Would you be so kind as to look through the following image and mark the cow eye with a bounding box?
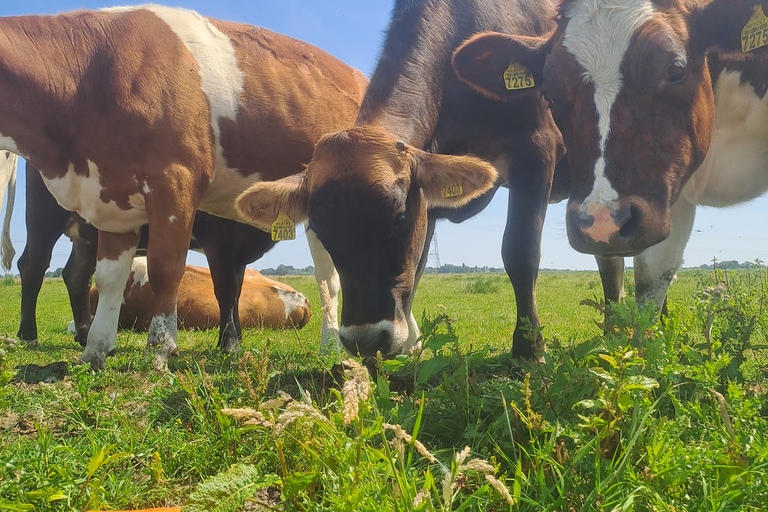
[542,90,555,107]
[666,63,686,85]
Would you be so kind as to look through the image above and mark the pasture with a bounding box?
[1,269,767,511]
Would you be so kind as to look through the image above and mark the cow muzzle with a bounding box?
[566,197,668,257]
[338,314,418,357]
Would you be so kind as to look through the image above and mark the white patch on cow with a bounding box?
[146,310,179,371]
[306,228,340,348]
[274,286,309,320]
[168,215,177,223]
[0,133,23,157]
[80,246,137,370]
[130,256,151,288]
[682,70,768,207]
[564,0,655,212]
[633,196,696,308]
[43,160,147,232]
[1,152,18,272]
[143,182,152,194]
[338,309,417,357]
[67,320,77,335]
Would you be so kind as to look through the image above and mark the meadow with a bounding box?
[0,268,767,511]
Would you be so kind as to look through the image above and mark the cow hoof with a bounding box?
[67,321,76,335]
[152,354,169,372]
[79,351,106,371]
[219,338,241,354]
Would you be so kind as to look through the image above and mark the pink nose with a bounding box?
[583,202,619,243]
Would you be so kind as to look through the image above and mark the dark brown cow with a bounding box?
[238,0,570,361]
[15,163,276,351]
[0,6,366,369]
[87,259,311,332]
[453,0,768,309]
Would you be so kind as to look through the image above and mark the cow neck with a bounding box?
[0,15,94,165]
[355,0,557,150]
[355,0,461,149]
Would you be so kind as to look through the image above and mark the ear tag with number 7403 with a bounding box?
[742,5,768,52]
[503,62,535,90]
[271,213,296,241]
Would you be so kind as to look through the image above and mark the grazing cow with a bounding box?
[453,0,768,309]
[14,162,277,351]
[87,258,311,332]
[0,151,17,272]
[237,0,571,361]
[0,6,366,369]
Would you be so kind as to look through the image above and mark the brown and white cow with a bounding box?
[237,0,570,361]
[454,0,768,309]
[0,6,366,369]
[85,258,311,333]
[13,162,277,352]
[0,151,17,272]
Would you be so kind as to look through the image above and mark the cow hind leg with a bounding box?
[62,238,97,347]
[80,230,139,370]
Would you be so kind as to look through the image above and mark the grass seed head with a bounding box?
[485,475,515,506]
[341,359,372,425]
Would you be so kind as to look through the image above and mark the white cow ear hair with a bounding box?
[410,148,498,208]
[236,173,309,231]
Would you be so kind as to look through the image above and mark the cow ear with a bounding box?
[452,31,553,101]
[410,148,498,208]
[690,0,768,54]
[236,173,309,230]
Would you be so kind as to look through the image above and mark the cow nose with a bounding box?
[567,202,642,256]
[339,323,393,357]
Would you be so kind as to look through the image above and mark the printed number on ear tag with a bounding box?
[503,62,535,90]
[271,213,296,241]
[742,5,768,52]
[442,183,463,198]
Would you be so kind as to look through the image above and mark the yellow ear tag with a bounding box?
[503,62,535,90]
[741,5,768,52]
[442,183,463,198]
[271,213,296,241]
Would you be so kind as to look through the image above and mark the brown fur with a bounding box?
[90,264,311,331]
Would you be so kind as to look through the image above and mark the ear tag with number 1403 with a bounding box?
[271,213,295,241]
[741,5,768,52]
[503,62,535,90]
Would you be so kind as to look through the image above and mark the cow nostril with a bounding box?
[371,329,391,355]
[571,210,594,230]
[617,204,641,239]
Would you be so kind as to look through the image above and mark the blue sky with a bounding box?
[2,1,767,274]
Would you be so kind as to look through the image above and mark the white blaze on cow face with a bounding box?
[563,0,655,215]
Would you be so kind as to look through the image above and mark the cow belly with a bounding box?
[198,167,261,222]
[42,162,148,232]
[683,70,768,208]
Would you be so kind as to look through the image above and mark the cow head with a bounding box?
[454,0,767,257]
[236,125,497,357]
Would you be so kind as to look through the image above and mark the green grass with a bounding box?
[1,270,767,511]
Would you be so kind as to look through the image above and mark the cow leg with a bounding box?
[143,184,197,370]
[595,256,625,329]
[406,214,437,348]
[80,230,139,370]
[634,197,696,310]
[503,157,553,362]
[306,227,340,350]
[17,167,69,343]
[62,237,97,347]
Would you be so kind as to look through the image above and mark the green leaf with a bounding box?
[589,367,616,383]
[424,333,455,352]
[624,375,659,391]
[598,354,618,369]
[617,392,633,413]
[575,399,600,410]
[416,354,446,386]
[182,464,280,512]
[0,500,35,511]
[86,446,107,478]
[376,374,390,401]
[281,471,319,499]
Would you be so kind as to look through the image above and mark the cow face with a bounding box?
[236,125,497,357]
[454,0,766,257]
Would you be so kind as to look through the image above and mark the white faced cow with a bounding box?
[454,0,768,310]
[0,6,367,369]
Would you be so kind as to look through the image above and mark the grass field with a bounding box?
[1,269,767,511]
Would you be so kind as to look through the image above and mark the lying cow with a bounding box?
[453,0,768,311]
[85,258,311,332]
[0,6,366,369]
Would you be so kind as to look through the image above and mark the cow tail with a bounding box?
[0,153,18,272]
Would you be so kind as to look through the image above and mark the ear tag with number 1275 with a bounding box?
[741,5,768,52]
[271,213,295,241]
[503,62,535,90]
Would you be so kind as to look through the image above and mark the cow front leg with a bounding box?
[595,256,625,330]
[306,227,340,351]
[503,158,553,362]
[80,230,139,370]
[62,237,97,347]
[634,197,696,311]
